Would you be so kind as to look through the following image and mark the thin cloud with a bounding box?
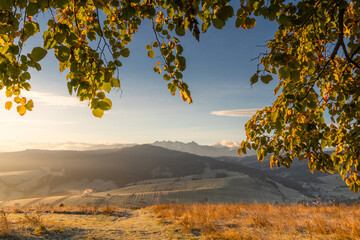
[0,141,135,152]
[211,109,258,117]
[24,91,87,107]
[0,120,79,126]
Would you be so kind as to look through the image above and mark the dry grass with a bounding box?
[0,211,11,237]
[0,205,192,239]
[0,205,130,239]
[152,203,360,240]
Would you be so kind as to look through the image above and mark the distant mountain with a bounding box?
[0,145,356,205]
[0,144,310,201]
[152,141,256,157]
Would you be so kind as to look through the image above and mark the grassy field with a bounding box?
[1,204,359,239]
[153,203,360,240]
[0,205,192,239]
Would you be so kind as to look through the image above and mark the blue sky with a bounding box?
[0,14,279,151]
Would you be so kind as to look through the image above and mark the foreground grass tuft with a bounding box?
[152,203,360,240]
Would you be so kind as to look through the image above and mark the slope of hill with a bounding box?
[0,145,357,205]
[0,145,216,200]
[0,172,309,207]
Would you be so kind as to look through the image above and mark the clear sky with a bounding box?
[0,14,280,152]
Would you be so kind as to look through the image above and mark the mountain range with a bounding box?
[0,144,357,206]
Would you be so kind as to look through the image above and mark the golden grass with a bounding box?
[152,203,360,240]
[0,205,129,239]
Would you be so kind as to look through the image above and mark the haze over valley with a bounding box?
[0,143,356,208]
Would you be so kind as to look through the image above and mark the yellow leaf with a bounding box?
[156,11,164,23]
[17,105,26,116]
[336,146,343,153]
[20,97,26,105]
[5,101,12,110]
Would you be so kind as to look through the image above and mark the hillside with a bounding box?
[0,145,358,206]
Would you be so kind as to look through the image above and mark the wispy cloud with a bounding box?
[0,141,135,152]
[24,91,87,107]
[211,109,258,117]
[0,120,79,126]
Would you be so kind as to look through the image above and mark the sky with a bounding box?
[0,10,280,152]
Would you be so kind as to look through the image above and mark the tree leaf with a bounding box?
[5,101,12,110]
[55,46,70,62]
[147,50,155,59]
[120,48,130,57]
[250,73,258,84]
[26,2,39,16]
[212,18,225,29]
[31,47,47,62]
[24,99,34,111]
[17,105,26,116]
[92,108,104,118]
[261,75,273,84]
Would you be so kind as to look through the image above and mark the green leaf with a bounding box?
[67,82,72,95]
[235,17,243,28]
[175,26,185,36]
[261,75,273,84]
[212,18,225,29]
[120,48,130,57]
[0,0,11,10]
[56,0,69,8]
[24,99,34,111]
[20,72,31,81]
[113,52,121,59]
[97,92,106,99]
[92,108,104,118]
[176,44,183,54]
[31,47,47,62]
[163,74,170,81]
[55,46,70,62]
[43,31,57,49]
[290,71,300,81]
[26,2,39,16]
[177,56,186,71]
[145,44,152,50]
[155,24,163,32]
[8,45,19,55]
[98,100,111,110]
[250,73,258,84]
[245,18,256,29]
[103,82,111,93]
[111,78,120,88]
[98,98,112,110]
[147,50,155,59]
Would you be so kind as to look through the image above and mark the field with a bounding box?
[1,204,359,239]
[0,173,309,208]
[153,203,360,240]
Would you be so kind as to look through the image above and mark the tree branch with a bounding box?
[330,8,345,60]
[341,41,360,69]
[331,7,360,68]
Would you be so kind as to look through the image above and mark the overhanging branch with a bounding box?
[331,7,360,69]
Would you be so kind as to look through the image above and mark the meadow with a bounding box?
[1,203,359,239]
[153,203,360,239]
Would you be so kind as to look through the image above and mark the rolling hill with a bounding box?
[0,145,358,206]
